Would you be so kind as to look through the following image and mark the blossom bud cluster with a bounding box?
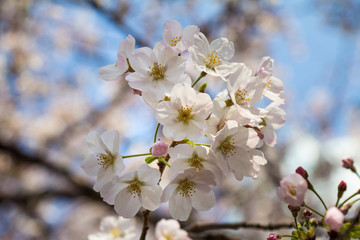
[81,20,285,221]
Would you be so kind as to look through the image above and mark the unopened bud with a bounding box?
[342,158,356,172]
[303,209,312,220]
[151,141,168,157]
[340,203,352,215]
[296,166,309,179]
[288,205,301,218]
[267,233,281,240]
[337,181,347,199]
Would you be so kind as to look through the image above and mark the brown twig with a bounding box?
[187,222,294,233]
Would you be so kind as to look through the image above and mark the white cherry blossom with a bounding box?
[156,83,213,141]
[98,34,135,81]
[100,164,162,218]
[163,20,200,53]
[227,64,266,123]
[155,219,190,240]
[256,56,284,104]
[211,120,266,180]
[168,144,223,185]
[126,42,187,101]
[277,173,308,207]
[188,32,238,78]
[88,216,137,240]
[259,102,286,147]
[81,130,124,192]
[161,168,216,221]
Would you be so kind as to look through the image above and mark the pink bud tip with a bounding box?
[267,233,281,240]
[342,158,354,169]
[152,141,169,157]
[296,166,308,179]
[338,181,347,192]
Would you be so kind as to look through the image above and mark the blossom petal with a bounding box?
[81,153,99,176]
[191,184,215,211]
[169,193,192,221]
[141,185,162,211]
[114,188,141,218]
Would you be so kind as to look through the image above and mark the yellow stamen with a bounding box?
[177,105,194,124]
[187,153,205,170]
[170,36,182,46]
[96,153,115,168]
[148,62,166,80]
[287,185,297,196]
[177,179,196,197]
[218,137,236,158]
[205,51,222,70]
[235,88,250,104]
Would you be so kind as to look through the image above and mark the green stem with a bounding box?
[304,204,325,218]
[153,123,160,143]
[350,198,360,205]
[191,71,207,87]
[194,143,211,147]
[339,191,359,208]
[122,153,152,159]
[336,196,340,207]
[310,188,328,210]
[281,235,296,239]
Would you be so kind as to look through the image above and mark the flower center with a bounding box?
[205,50,222,70]
[266,77,273,89]
[170,36,182,46]
[177,179,196,197]
[287,185,297,196]
[109,228,124,238]
[96,153,115,168]
[148,62,166,80]
[188,153,205,170]
[235,88,250,104]
[125,177,145,197]
[162,233,174,240]
[177,105,194,124]
[218,137,236,158]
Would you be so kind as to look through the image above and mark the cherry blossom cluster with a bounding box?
[270,158,360,240]
[81,19,285,225]
[88,216,189,240]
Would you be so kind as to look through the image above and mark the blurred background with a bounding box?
[1,0,360,239]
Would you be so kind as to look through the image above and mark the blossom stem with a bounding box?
[122,153,152,159]
[338,191,360,208]
[195,143,211,147]
[281,235,296,238]
[304,203,324,218]
[310,188,328,210]
[191,71,207,87]
[153,123,160,143]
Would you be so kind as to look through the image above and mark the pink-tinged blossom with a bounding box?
[100,164,162,218]
[227,64,266,123]
[152,141,169,157]
[188,32,238,78]
[211,120,266,180]
[259,102,286,147]
[161,168,216,221]
[324,207,344,231]
[155,219,190,240]
[256,56,284,104]
[156,83,213,141]
[88,216,137,240]
[126,42,187,101]
[168,144,223,185]
[163,20,200,53]
[277,173,308,207]
[98,35,135,81]
[81,130,124,192]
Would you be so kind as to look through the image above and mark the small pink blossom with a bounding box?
[277,173,308,207]
[267,233,281,240]
[152,141,169,157]
[324,207,344,231]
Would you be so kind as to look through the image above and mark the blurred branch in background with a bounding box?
[0,0,359,239]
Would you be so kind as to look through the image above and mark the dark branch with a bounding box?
[187,222,294,233]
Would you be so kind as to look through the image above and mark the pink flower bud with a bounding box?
[295,166,308,179]
[338,181,347,193]
[267,233,281,240]
[277,173,308,207]
[152,141,168,157]
[342,158,356,172]
[324,207,344,231]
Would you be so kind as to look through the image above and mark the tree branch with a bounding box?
[187,222,294,233]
